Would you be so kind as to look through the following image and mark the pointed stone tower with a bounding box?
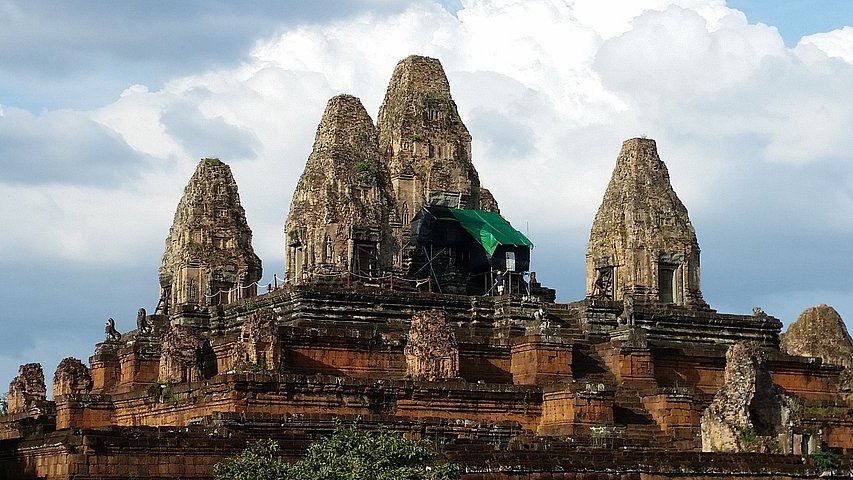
[377,55,498,272]
[284,95,398,284]
[377,55,493,222]
[159,158,262,311]
[587,138,706,307]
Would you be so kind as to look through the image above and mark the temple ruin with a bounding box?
[2,55,852,479]
[159,158,262,314]
[284,94,398,285]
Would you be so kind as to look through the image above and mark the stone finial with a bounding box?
[158,325,201,383]
[7,363,47,414]
[52,357,92,397]
[700,343,793,453]
[284,94,398,284]
[587,138,706,308]
[228,310,278,372]
[404,309,459,381]
[781,304,853,400]
[159,158,262,310]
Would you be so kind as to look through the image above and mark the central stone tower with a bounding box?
[377,55,499,273]
[586,138,706,308]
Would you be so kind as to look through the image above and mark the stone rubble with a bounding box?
[52,357,92,397]
[6,363,46,415]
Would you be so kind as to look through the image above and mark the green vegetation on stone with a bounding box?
[810,450,841,472]
[214,423,461,480]
[737,426,758,452]
[355,159,374,183]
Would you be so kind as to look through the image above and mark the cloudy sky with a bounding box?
[1,0,852,392]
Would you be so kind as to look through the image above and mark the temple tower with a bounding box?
[159,158,262,311]
[377,55,498,270]
[284,95,398,284]
[587,138,706,307]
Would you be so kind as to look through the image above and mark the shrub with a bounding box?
[214,423,461,480]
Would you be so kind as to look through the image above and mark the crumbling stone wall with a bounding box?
[159,325,202,383]
[701,343,793,452]
[587,138,706,308]
[404,309,459,381]
[159,158,262,310]
[284,95,398,284]
[7,363,46,414]
[780,304,853,402]
[52,357,92,397]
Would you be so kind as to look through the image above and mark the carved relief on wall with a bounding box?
[404,309,459,381]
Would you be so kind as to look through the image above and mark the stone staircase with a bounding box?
[571,343,670,449]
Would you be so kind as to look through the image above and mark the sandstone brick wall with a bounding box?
[511,339,572,386]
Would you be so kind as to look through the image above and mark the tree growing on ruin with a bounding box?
[214,423,460,480]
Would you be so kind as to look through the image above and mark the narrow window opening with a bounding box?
[659,265,676,304]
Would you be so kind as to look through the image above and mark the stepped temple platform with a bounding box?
[2,55,852,479]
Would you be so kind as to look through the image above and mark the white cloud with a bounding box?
[798,26,853,63]
[3,0,853,382]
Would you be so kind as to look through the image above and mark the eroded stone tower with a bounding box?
[284,95,398,284]
[159,158,262,311]
[587,138,706,307]
[377,55,494,222]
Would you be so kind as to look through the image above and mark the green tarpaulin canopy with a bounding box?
[448,208,533,256]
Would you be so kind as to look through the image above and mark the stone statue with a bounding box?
[619,296,635,326]
[104,318,121,342]
[136,308,153,336]
[752,306,766,317]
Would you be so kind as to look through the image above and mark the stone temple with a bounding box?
[2,55,853,479]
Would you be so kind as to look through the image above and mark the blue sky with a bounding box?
[1,0,852,393]
[728,0,853,45]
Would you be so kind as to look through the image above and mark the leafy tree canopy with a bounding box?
[214,423,461,480]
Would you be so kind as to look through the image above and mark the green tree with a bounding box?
[213,439,289,480]
[214,424,460,480]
